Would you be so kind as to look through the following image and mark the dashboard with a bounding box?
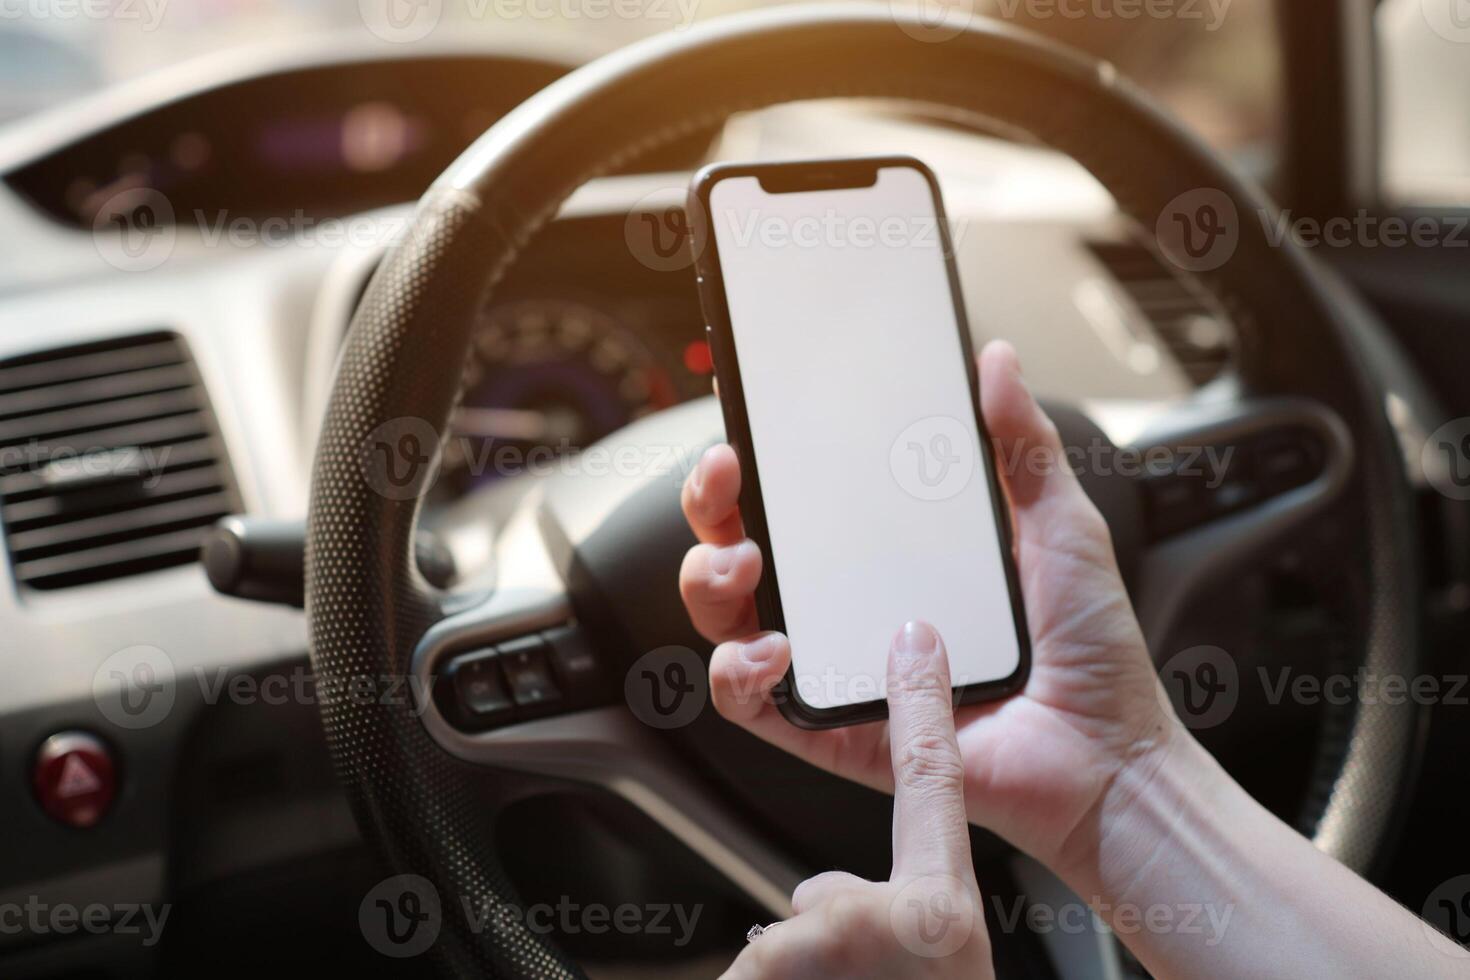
[2,45,713,229]
[0,43,1239,512]
[0,36,1239,975]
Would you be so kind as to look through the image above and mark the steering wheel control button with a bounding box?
[498,637,562,710]
[542,625,606,702]
[1141,474,1208,540]
[1141,430,1328,542]
[448,650,514,726]
[1255,430,1324,497]
[33,732,117,829]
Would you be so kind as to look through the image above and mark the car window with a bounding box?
[964,0,1282,164]
[0,0,1279,163]
[1378,0,1470,206]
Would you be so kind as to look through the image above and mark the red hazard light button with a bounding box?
[33,732,116,829]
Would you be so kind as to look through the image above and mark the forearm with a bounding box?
[1056,723,1463,979]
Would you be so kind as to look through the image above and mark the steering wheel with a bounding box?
[306,6,1422,976]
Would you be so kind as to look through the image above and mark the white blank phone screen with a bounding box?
[709,165,1021,710]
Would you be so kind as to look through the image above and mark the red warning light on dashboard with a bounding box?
[33,732,116,829]
[683,340,714,376]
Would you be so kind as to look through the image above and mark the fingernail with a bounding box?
[895,621,939,657]
[742,633,782,666]
[709,543,737,576]
[699,444,725,475]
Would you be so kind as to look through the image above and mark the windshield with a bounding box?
[0,0,1279,159]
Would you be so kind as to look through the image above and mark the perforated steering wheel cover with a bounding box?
[306,7,1420,976]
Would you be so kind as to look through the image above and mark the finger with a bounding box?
[791,870,868,915]
[979,340,1124,586]
[682,443,745,545]
[978,340,1093,515]
[709,632,795,727]
[886,621,975,881]
[680,541,762,643]
[709,634,895,795]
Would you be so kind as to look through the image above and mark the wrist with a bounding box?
[1050,705,1220,903]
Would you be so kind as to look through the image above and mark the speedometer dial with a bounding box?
[441,298,680,493]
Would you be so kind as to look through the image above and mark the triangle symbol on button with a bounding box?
[57,755,102,798]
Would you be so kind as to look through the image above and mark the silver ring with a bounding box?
[746,921,782,943]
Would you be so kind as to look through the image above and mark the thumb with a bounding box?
[979,340,1106,533]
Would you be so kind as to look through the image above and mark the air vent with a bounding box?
[1088,240,1234,386]
[0,333,238,590]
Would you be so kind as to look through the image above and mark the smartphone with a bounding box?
[688,156,1031,729]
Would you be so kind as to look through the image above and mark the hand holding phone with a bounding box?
[678,336,1167,879]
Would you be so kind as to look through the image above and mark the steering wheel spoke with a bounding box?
[412,494,803,919]
[417,493,602,727]
[1130,395,1353,650]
